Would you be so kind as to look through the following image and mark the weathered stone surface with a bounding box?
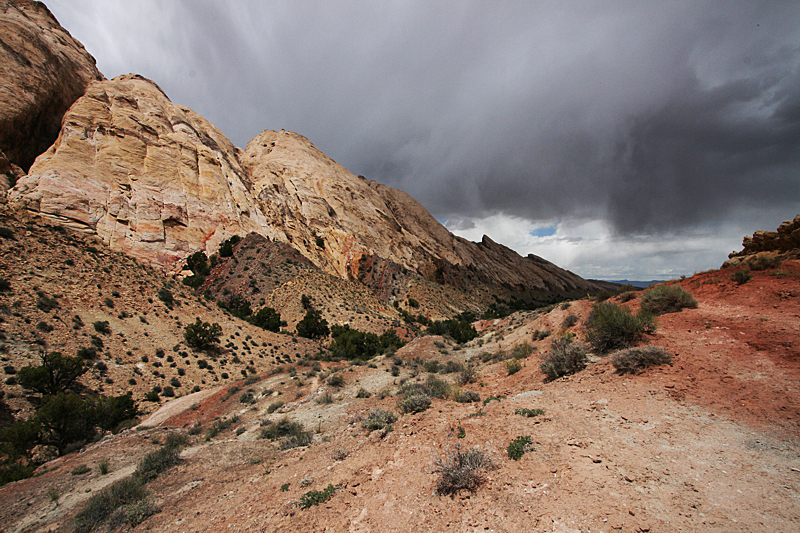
[724,215,800,267]
[241,130,598,299]
[10,74,269,270]
[0,0,103,171]
[11,75,603,298]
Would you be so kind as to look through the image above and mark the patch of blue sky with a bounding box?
[529,225,557,238]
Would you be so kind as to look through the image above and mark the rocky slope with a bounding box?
[0,0,103,173]
[11,89,600,301]
[2,252,798,533]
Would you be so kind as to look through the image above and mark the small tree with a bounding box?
[251,307,281,332]
[184,318,222,351]
[17,352,87,396]
[35,393,96,454]
[296,309,329,339]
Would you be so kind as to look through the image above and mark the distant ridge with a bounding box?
[604,280,664,289]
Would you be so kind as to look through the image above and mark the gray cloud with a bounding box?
[46,0,800,276]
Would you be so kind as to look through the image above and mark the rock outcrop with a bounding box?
[0,0,103,171]
[723,215,800,268]
[11,80,601,300]
[10,75,269,269]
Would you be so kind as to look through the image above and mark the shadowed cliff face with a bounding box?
[0,0,103,171]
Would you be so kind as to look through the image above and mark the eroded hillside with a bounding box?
[2,239,798,532]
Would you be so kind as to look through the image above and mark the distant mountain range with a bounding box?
[604,280,664,289]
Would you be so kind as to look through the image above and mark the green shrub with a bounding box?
[93,393,137,431]
[532,329,550,341]
[71,463,91,475]
[749,255,782,271]
[266,401,283,413]
[731,269,751,284]
[217,293,252,319]
[300,484,339,508]
[93,320,111,334]
[593,289,615,302]
[611,346,672,374]
[251,306,281,332]
[73,477,150,533]
[540,336,588,382]
[505,359,522,375]
[0,227,14,240]
[361,408,397,431]
[561,315,579,329]
[424,360,441,373]
[17,352,87,395]
[507,435,532,460]
[157,288,174,308]
[584,302,655,353]
[327,373,344,387]
[458,365,478,385]
[259,418,312,449]
[316,391,334,404]
[355,387,371,398]
[618,291,637,303]
[512,342,534,359]
[433,445,495,495]
[640,285,698,315]
[426,312,478,344]
[134,443,181,481]
[0,278,10,292]
[296,309,329,339]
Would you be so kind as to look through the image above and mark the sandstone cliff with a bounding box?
[0,0,103,171]
[10,74,270,269]
[3,4,603,302]
[11,75,601,301]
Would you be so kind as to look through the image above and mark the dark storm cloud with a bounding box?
[48,0,800,241]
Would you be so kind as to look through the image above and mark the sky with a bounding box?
[47,1,800,280]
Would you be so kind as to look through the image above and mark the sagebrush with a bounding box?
[585,301,655,353]
[433,445,495,495]
[540,336,587,381]
[640,285,698,315]
[611,346,672,374]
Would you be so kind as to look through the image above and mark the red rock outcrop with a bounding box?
[0,0,103,171]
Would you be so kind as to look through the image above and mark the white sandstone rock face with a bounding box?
[11,73,599,297]
[10,75,269,271]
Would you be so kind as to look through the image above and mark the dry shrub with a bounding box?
[611,346,672,374]
[433,445,495,495]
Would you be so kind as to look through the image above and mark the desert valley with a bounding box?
[1,2,799,532]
